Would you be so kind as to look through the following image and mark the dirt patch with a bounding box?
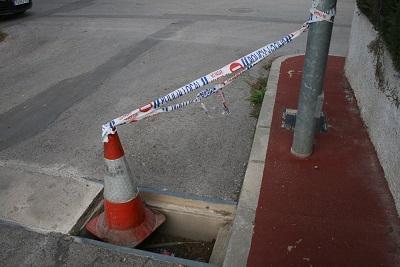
[78,222,215,262]
[368,37,400,108]
[138,231,215,262]
[368,37,385,89]
[0,31,8,43]
[247,58,276,118]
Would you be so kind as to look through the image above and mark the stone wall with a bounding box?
[345,6,400,214]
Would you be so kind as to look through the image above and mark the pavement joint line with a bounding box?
[0,218,49,235]
[49,13,351,28]
[0,159,102,185]
[250,160,265,164]
[223,55,295,267]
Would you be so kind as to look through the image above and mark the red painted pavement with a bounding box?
[247,56,400,267]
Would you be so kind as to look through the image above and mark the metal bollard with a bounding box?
[291,0,337,157]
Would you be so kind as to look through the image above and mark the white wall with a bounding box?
[345,7,400,214]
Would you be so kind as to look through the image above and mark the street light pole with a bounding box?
[291,0,337,157]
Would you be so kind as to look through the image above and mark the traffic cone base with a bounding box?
[103,197,146,230]
[86,131,165,247]
[86,198,165,247]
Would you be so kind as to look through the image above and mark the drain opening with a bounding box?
[138,231,215,262]
[78,219,215,262]
[73,189,236,266]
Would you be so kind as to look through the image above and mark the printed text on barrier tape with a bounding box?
[101,3,336,142]
[310,0,336,23]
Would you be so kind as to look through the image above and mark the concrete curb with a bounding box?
[223,55,295,267]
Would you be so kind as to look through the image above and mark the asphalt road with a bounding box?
[0,221,181,267]
[0,0,355,204]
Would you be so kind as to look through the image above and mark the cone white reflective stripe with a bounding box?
[104,157,138,203]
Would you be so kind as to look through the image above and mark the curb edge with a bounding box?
[222,55,300,267]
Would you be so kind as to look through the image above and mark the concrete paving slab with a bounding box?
[0,164,102,233]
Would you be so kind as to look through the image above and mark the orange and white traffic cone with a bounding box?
[86,131,165,247]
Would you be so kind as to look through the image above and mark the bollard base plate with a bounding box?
[282,108,328,132]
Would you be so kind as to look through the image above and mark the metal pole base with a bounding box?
[290,146,312,158]
[291,0,337,157]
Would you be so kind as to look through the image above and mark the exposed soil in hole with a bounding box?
[74,198,219,262]
[138,230,215,262]
[77,224,215,262]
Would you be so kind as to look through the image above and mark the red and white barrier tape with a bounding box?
[102,2,336,142]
